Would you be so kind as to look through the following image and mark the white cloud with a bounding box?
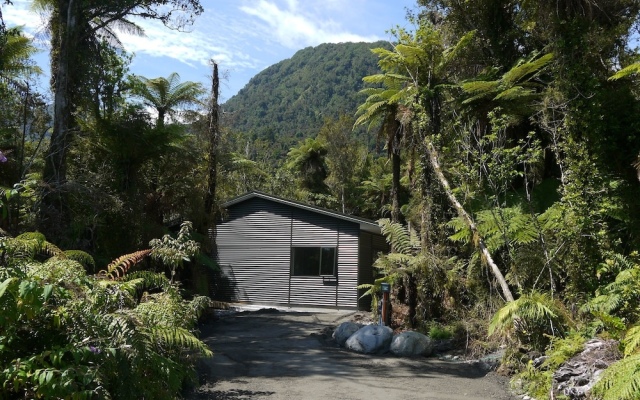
[117,17,260,71]
[2,0,50,43]
[3,1,43,29]
[239,0,380,49]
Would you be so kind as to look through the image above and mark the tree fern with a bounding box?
[582,253,640,324]
[591,353,640,400]
[489,291,571,350]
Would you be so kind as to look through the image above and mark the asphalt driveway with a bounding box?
[189,309,518,400]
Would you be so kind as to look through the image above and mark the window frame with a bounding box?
[291,246,337,277]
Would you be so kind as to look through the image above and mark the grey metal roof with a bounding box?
[222,191,382,235]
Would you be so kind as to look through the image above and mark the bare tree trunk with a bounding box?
[40,0,76,240]
[204,62,220,250]
[391,150,400,223]
[425,139,515,302]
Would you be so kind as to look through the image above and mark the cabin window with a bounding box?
[291,247,337,276]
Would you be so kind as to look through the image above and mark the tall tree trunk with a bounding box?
[391,150,400,223]
[204,62,220,251]
[40,0,76,240]
[425,138,515,302]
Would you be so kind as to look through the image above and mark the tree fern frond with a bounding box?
[447,216,472,244]
[489,291,564,337]
[624,325,640,356]
[122,271,170,291]
[501,53,553,85]
[610,62,640,80]
[443,29,475,63]
[362,74,388,84]
[395,43,426,62]
[460,80,500,95]
[378,218,414,254]
[63,250,96,271]
[493,86,537,101]
[591,353,640,400]
[102,249,152,279]
[146,326,212,357]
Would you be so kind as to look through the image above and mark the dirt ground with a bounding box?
[188,309,519,400]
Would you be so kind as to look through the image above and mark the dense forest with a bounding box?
[1,0,640,398]
[222,41,390,157]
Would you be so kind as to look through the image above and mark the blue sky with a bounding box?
[3,0,418,101]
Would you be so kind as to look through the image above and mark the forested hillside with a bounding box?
[222,41,389,153]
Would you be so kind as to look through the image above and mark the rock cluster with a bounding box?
[551,338,621,399]
[333,322,434,357]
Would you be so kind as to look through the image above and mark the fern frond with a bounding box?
[102,249,152,280]
[493,86,536,101]
[460,80,500,95]
[591,353,640,400]
[609,62,640,81]
[122,270,170,291]
[624,325,640,356]
[42,241,65,258]
[501,53,553,85]
[63,250,96,272]
[489,291,562,336]
[146,326,212,357]
[377,218,417,255]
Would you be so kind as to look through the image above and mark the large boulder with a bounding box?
[390,331,434,357]
[345,325,393,354]
[333,322,362,346]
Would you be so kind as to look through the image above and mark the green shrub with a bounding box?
[429,324,453,340]
[0,228,212,399]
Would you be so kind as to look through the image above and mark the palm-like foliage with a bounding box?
[582,253,640,324]
[609,62,640,81]
[364,218,452,325]
[285,137,329,193]
[489,290,572,350]
[0,27,42,82]
[460,52,553,118]
[130,72,205,127]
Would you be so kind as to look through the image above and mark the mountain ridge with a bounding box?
[221,41,390,152]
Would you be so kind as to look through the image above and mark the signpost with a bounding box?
[380,283,391,326]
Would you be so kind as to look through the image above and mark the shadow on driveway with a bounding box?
[189,310,517,400]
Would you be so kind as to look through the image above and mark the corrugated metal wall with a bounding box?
[216,198,291,304]
[215,197,371,308]
[289,209,340,306]
[337,223,359,308]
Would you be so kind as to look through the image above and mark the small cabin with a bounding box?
[214,191,388,309]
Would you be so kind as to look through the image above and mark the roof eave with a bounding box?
[222,191,382,235]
